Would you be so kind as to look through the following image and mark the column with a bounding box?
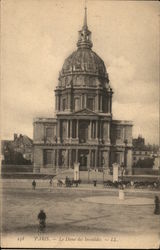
[76,120,79,139]
[67,149,69,168]
[122,127,125,141]
[68,93,71,111]
[99,121,103,141]
[96,120,98,139]
[67,92,70,111]
[70,120,72,138]
[99,151,101,169]
[88,149,91,168]
[100,95,102,112]
[65,149,69,168]
[97,94,100,112]
[68,149,72,168]
[84,94,87,108]
[99,121,101,140]
[76,149,78,163]
[107,123,110,142]
[89,121,92,139]
[95,149,98,168]
[66,120,69,139]
[56,149,59,168]
[53,150,56,169]
[66,93,68,111]
[57,120,61,142]
[81,95,83,109]
[121,152,125,165]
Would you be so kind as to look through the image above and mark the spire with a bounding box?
[77,7,93,49]
[83,6,88,29]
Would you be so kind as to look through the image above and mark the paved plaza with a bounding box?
[1,179,160,248]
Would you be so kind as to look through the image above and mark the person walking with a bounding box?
[49,178,53,191]
[32,179,36,190]
[38,210,46,231]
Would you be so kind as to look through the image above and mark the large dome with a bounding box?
[58,8,109,88]
[61,48,108,79]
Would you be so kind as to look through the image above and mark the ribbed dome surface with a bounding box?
[60,48,107,79]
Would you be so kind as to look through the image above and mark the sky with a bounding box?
[1,0,159,144]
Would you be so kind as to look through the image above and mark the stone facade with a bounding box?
[33,8,133,174]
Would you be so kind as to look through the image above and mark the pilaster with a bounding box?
[57,120,61,143]
[95,149,98,168]
[56,149,59,169]
[100,95,102,112]
[76,120,79,139]
[69,149,72,168]
[76,149,78,163]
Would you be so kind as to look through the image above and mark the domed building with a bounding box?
[33,8,133,175]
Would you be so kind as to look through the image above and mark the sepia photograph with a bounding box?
[1,0,160,248]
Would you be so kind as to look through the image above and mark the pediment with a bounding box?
[72,108,99,116]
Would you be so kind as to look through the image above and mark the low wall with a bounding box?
[133,168,159,175]
[1,164,33,173]
[1,172,56,179]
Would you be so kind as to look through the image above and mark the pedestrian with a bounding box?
[154,195,160,215]
[93,180,97,187]
[49,178,53,191]
[32,179,36,190]
[38,209,46,231]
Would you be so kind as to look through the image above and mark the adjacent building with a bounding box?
[132,136,153,165]
[1,134,33,164]
[33,9,133,174]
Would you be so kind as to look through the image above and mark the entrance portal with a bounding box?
[78,149,89,171]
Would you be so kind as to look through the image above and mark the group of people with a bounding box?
[32,178,54,191]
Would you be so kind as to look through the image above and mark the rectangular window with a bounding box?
[46,127,53,140]
[87,98,94,111]
[74,98,80,111]
[62,99,66,111]
[116,129,122,139]
[62,121,67,139]
[44,150,52,165]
